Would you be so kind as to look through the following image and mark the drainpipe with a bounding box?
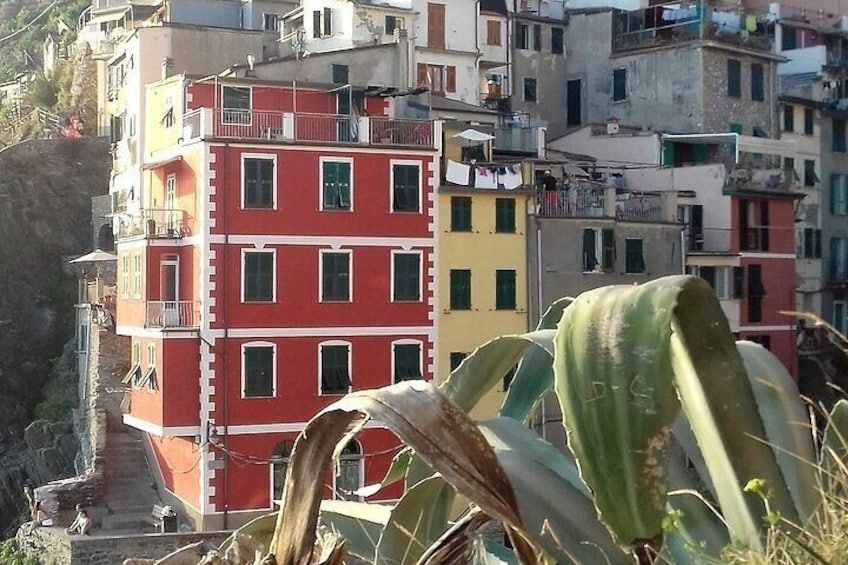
[220,141,230,531]
[475,0,481,104]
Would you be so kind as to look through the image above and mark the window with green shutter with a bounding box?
[727,59,741,98]
[243,158,274,208]
[751,63,764,101]
[625,238,646,273]
[243,251,274,302]
[392,164,420,212]
[321,252,351,301]
[834,118,847,152]
[322,161,351,210]
[831,174,847,215]
[449,269,471,310]
[320,343,350,394]
[244,345,274,397]
[495,198,516,233]
[393,252,420,301]
[832,237,848,279]
[495,269,516,310]
[393,343,421,382]
[450,196,472,231]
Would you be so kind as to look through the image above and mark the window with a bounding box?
[449,269,471,310]
[450,196,472,232]
[312,10,321,37]
[320,342,351,395]
[582,228,614,272]
[751,63,764,101]
[696,266,740,300]
[747,335,772,350]
[416,63,448,94]
[486,20,501,45]
[147,342,156,367]
[566,79,582,126]
[738,199,770,252]
[243,344,275,398]
[321,159,351,210]
[243,250,275,302]
[449,352,467,372]
[385,15,402,35]
[783,105,794,132]
[392,163,420,212]
[392,252,421,302]
[123,342,142,385]
[121,255,129,296]
[612,68,627,102]
[747,264,766,323]
[530,23,541,51]
[831,237,848,279]
[495,198,516,233]
[133,253,142,297]
[334,441,363,500]
[393,342,422,382]
[162,95,174,128]
[804,108,814,135]
[834,301,847,334]
[495,269,516,310]
[625,238,646,274]
[222,86,251,124]
[523,77,537,102]
[798,228,822,258]
[830,174,848,215]
[331,64,349,84]
[804,159,818,187]
[784,157,797,181]
[515,23,528,49]
[782,25,797,50]
[321,251,351,302]
[263,13,280,32]
[551,27,564,54]
[140,343,157,389]
[243,157,275,209]
[427,3,445,49]
[729,122,742,134]
[271,440,293,503]
[834,119,846,152]
[727,59,741,98]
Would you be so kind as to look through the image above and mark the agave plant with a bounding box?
[152,275,848,564]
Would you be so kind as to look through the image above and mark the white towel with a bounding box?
[445,160,470,185]
[500,168,523,190]
[474,167,497,189]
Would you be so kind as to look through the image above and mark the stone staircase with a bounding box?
[100,430,163,531]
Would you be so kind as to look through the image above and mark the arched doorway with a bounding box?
[334,439,363,501]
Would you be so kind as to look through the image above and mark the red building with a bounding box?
[114,74,441,529]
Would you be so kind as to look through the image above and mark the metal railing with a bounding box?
[370,117,433,147]
[115,209,187,240]
[295,113,357,143]
[616,196,663,222]
[145,301,200,329]
[493,127,538,153]
[537,185,606,217]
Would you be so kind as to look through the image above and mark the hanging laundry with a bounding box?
[745,14,757,32]
[474,166,497,189]
[446,159,471,185]
[500,165,523,190]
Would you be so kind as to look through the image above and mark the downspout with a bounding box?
[220,141,230,530]
[475,0,481,104]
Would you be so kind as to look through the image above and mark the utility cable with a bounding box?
[0,0,60,45]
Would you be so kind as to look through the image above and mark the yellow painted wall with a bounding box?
[145,76,186,156]
[437,189,531,421]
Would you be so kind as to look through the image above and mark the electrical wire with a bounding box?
[0,0,60,45]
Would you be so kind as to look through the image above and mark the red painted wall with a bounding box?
[162,339,201,427]
[150,435,202,511]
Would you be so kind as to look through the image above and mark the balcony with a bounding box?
[115,209,187,241]
[617,195,663,222]
[493,127,540,155]
[536,184,675,224]
[685,228,733,255]
[145,301,200,329]
[181,109,434,148]
[725,167,795,193]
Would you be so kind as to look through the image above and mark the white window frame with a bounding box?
[121,254,129,297]
[319,156,354,212]
[318,340,352,396]
[241,341,277,399]
[713,266,732,300]
[241,248,277,303]
[263,12,281,32]
[319,248,353,303]
[391,339,424,384]
[331,439,364,501]
[582,228,604,274]
[390,249,423,303]
[240,153,278,210]
[269,455,288,510]
[147,343,156,367]
[389,160,423,214]
[834,300,847,334]
[133,252,142,298]
[221,85,253,126]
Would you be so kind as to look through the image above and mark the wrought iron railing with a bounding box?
[115,209,187,240]
[145,301,200,329]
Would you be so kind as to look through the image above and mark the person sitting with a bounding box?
[31,501,53,527]
[65,504,92,536]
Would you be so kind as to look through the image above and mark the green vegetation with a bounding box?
[34,340,78,423]
[0,539,40,565]
[148,275,848,564]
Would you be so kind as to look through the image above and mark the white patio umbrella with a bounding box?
[69,249,118,263]
[452,128,495,142]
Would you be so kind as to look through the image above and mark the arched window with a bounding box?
[270,440,294,505]
[334,440,363,501]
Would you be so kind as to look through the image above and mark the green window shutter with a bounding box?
[662,141,675,167]
[831,238,839,279]
[602,228,616,270]
[582,229,597,271]
[322,253,350,301]
[495,269,516,310]
[393,253,420,301]
[625,239,645,273]
[732,266,745,298]
[394,344,421,382]
[693,143,707,164]
[321,344,350,394]
[322,162,338,208]
[450,269,471,309]
[831,174,839,214]
[450,197,472,231]
[495,198,516,233]
[245,346,274,397]
[338,162,351,208]
[244,253,273,301]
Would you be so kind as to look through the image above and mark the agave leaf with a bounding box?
[218,512,277,556]
[374,476,454,564]
[318,500,391,560]
[354,448,412,498]
[478,417,631,564]
[737,340,820,523]
[821,399,848,489]
[419,509,492,564]
[500,298,573,421]
[270,381,543,564]
[671,414,717,500]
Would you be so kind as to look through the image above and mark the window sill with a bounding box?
[242,394,276,399]
[321,208,352,212]
[319,390,350,397]
[320,300,353,304]
[243,300,276,304]
[391,209,422,214]
[392,299,423,303]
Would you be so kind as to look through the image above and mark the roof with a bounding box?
[480,0,507,15]
[408,95,497,115]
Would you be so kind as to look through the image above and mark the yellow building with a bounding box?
[437,123,533,420]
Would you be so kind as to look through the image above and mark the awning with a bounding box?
[454,128,495,142]
[69,249,118,263]
[87,8,130,27]
[143,155,183,170]
[563,162,589,178]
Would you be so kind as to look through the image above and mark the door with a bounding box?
[427,3,445,49]
[160,255,179,326]
[337,91,352,142]
[165,175,177,235]
[566,79,582,127]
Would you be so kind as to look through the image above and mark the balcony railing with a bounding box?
[537,184,606,218]
[616,195,663,222]
[494,127,539,154]
[115,209,187,240]
[145,301,200,329]
[684,227,733,254]
[181,109,434,148]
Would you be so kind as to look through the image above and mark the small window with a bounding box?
[523,77,537,103]
[263,13,280,32]
[532,24,542,51]
[799,228,822,258]
[393,342,422,382]
[243,251,275,302]
[625,238,646,274]
[751,63,764,101]
[832,237,848,279]
[495,269,516,310]
[271,440,293,502]
[321,251,351,302]
[243,344,275,398]
[783,105,794,132]
[393,252,421,302]
[804,159,818,187]
[551,27,564,55]
[450,269,471,310]
[834,118,846,152]
[243,157,275,209]
[582,228,615,272]
[450,196,472,232]
[727,59,741,98]
[804,108,814,135]
[312,10,322,37]
[222,86,251,124]
[320,343,351,395]
[321,160,351,210]
[449,352,467,372]
[515,23,528,49]
[612,68,627,102]
[495,198,516,233]
[331,64,349,84]
[133,253,142,296]
[392,164,420,212]
[385,15,402,35]
[486,20,501,46]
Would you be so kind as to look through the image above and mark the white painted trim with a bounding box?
[241,341,278,399]
[738,325,794,332]
[219,419,386,435]
[147,342,157,368]
[738,252,796,259]
[318,340,352,396]
[133,252,143,299]
[121,255,130,297]
[391,338,423,384]
[199,143,214,515]
[241,247,277,303]
[116,326,199,338]
[117,235,202,250]
[390,249,423,303]
[318,156,354,212]
[215,235,433,248]
[319,248,353,303]
[389,159,422,213]
[220,326,434,339]
[132,341,141,366]
[220,84,253,125]
[209,141,437,157]
[122,413,201,437]
[240,153,278,210]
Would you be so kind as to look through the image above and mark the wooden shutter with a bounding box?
[602,228,615,270]
[445,66,456,93]
[323,7,332,36]
[487,20,500,45]
[759,201,769,251]
[427,3,445,49]
[738,199,749,250]
[732,266,745,298]
[312,10,321,37]
[417,63,427,87]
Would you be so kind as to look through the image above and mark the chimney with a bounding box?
[396,28,410,90]
[161,57,174,80]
